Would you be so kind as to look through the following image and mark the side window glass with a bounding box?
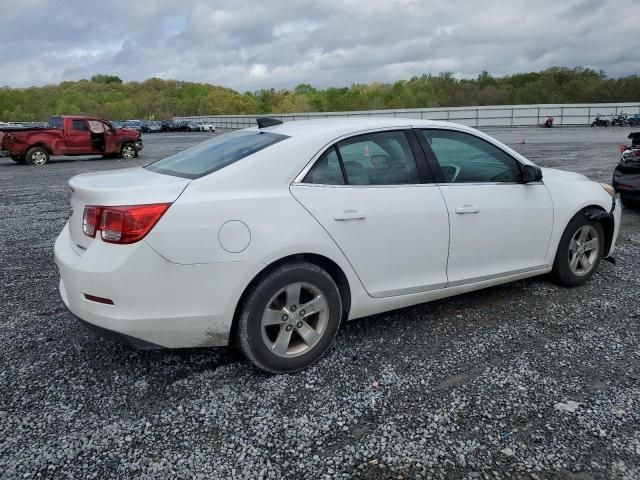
[421,130,522,183]
[303,147,345,185]
[337,131,419,185]
[72,119,88,131]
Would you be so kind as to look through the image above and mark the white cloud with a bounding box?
[0,0,637,91]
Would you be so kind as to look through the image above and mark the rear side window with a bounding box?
[304,147,345,185]
[304,130,420,186]
[145,130,289,179]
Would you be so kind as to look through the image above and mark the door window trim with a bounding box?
[295,128,435,186]
[414,128,526,185]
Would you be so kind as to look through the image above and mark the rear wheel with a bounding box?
[237,262,342,373]
[622,197,640,209]
[10,155,25,164]
[25,146,49,166]
[552,214,604,287]
[120,143,136,159]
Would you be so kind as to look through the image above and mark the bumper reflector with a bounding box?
[84,294,114,305]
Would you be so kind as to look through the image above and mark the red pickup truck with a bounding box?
[0,115,143,165]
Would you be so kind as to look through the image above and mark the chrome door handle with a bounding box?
[455,204,479,214]
[333,210,366,221]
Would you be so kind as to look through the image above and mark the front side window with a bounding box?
[304,130,420,186]
[72,119,88,131]
[145,130,289,179]
[420,130,522,183]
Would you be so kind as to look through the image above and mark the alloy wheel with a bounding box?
[260,282,329,358]
[32,151,47,165]
[121,145,136,159]
[568,225,600,276]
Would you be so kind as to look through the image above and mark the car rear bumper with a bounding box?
[135,140,144,151]
[54,223,259,349]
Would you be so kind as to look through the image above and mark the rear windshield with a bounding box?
[49,117,63,129]
[145,130,289,179]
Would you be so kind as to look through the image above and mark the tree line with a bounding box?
[1,68,639,122]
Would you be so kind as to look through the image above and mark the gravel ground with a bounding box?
[1,127,639,479]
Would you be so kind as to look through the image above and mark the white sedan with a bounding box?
[54,118,621,373]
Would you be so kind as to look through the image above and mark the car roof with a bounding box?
[252,117,476,139]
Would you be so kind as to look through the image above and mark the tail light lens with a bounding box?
[82,203,171,244]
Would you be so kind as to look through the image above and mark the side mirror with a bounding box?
[523,165,543,183]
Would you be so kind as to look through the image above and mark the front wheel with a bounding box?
[552,214,605,287]
[120,143,137,159]
[25,146,49,166]
[237,262,342,373]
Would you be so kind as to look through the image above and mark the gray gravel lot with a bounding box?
[1,127,639,479]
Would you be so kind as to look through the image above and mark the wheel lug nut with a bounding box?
[290,305,297,312]
[285,324,293,331]
[282,314,288,321]
[299,309,306,316]
[296,322,303,329]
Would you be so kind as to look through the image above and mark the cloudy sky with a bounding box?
[1,0,638,91]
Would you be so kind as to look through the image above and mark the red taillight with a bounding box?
[82,203,171,244]
[620,144,629,153]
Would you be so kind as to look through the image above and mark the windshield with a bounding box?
[145,130,289,179]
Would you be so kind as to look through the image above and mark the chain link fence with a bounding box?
[176,102,640,130]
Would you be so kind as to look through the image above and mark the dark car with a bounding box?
[168,121,188,132]
[612,132,640,208]
[141,121,162,133]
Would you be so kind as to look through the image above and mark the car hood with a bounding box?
[540,167,591,184]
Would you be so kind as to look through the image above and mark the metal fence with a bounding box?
[176,102,640,130]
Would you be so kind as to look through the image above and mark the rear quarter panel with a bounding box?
[4,129,68,156]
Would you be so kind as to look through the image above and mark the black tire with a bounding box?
[25,146,49,166]
[622,197,640,209]
[237,261,342,374]
[119,142,137,160]
[590,122,596,127]
[552,213,605,287]
[10,155,25,164]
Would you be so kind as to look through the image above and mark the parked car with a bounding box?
[197,121,216,132]
[121,120,143,133]
[185,121,201,132]
[141,121,162,133]
[160,120,172,132]
[168,120,188,132]
[0,115,142,165]
[613,132,640,208]
[54,118,621,373]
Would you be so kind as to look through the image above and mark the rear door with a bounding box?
[291,129,450,298]
[416,128,554,285]
[64,119,94,153]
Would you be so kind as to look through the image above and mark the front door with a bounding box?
[65,118,92,153]
[291,130,450,298]
[417,128,554,285]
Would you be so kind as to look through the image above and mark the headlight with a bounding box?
[600,183,615,197]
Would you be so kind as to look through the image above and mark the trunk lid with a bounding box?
[68,167,190,251]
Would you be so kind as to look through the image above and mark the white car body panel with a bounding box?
[290,183,450,297]
[437,183,554,284]
[53,118,621,349]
